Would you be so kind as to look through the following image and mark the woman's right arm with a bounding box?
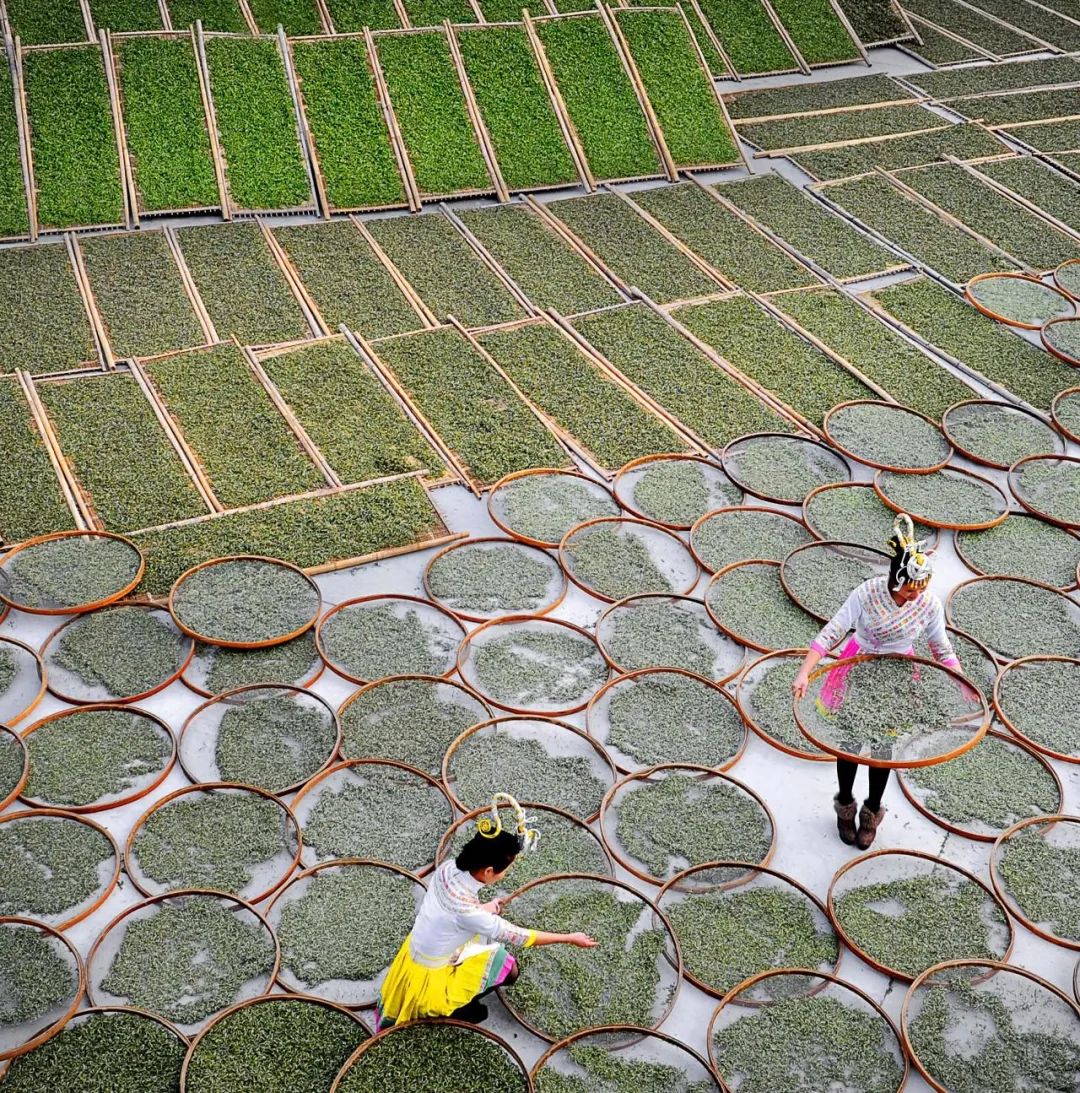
[530,931,596,948]
[792,585,863,698]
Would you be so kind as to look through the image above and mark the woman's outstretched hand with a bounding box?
[791,670,811,700]
[567,933,598,948]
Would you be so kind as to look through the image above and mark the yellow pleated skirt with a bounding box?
[376,936,514,1030]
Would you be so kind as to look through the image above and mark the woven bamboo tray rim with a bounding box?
[558,515,700,604]
[1007,453,1080,530]
[598,763,776,888]
[316,593,467,687]
[827,846,1015,981]
[0,529,144,615]
[706,966,908,1092]
[965,271,1076,331]
[178,682,341,793]
[168,555,322,650]
[794,652,991,769]
[18,703,177,813]
[585,664,747,773]
[900,957,1080,1093]
[823,399,954,474]
[0,808,121,929]
[330,1016,533,1091]
[942,398,1065,470]
[656,858,842,1001]
[897,725,1065,840]
[455,613,611,717]
[291,756,455,876]
[442,714,617,821]
[40,601,195,705]
[181,990,371,1089]
[422,535,567,622]
[612,452,737,530]
[124,780,303,904]
[85,888,281,1021]
[486,466,623,548]
[0,915,86,1062]
[721,432,853,506]
[497,870,683,1043]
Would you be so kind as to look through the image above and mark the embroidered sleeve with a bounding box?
[811,584,863,656]
[924,598,958,667]
[454,904,533,948]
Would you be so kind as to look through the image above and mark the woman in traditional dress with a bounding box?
[792,515,963,850]
[376,794,596,1030]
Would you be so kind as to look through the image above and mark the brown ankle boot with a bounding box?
[834,795,857,845]
[856,803,886,850]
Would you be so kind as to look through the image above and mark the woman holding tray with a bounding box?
[792,515,963,850]
[376,794,596,1031]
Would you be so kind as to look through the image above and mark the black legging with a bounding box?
[837,760,889,811]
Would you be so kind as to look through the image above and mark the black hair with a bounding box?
[455,830,521,875]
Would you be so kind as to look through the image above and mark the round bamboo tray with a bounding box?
[901,959,1080,1093]
[0,917,85,1062]
[1052,386,1080,444]
[330,1018,533,1092]
[487,466,621,549]
[39,602,194,705]
[792,652,990,769]
[18,704,176,814]
[823,399,953,474]
[0,724,29,812]
[989,814,1080,951]
[689,504,813,574]
[594,594,747,683]
[1042,316,1080,366]
[558,516,700,604]
[178,683,341,793]
[721,432,852,506]
[86,889,280,1034]
[316,594,467,687]
[181,991,371,1090]
[942,399,1064,470]
[0,530,143,615]
[0,635,46,728]
[873,465,1010,531]
[532,1025,721,1089]
[422,535,567,622]
[456,614,610,717]
[993,655,1080,764]
[897,726,1064,841]
[707,969,907,1093]
[656,861,841,1002]
[442,715,617,822]
[954,513,1080,591]
[827,848,1014,981]
[598,764,776,887]
[1008,453,1080,530]
[585,666,748,774]
[125,782,303,904]
[497,872,682,1043]
[612,453,741,530]
[180,632,326,699]
[0,808,121,930]
[168,555,322,650]
[1054,257,1080,300]
[290,758,455,876]
[265,858,426,1008]
[965,271,1074,330]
